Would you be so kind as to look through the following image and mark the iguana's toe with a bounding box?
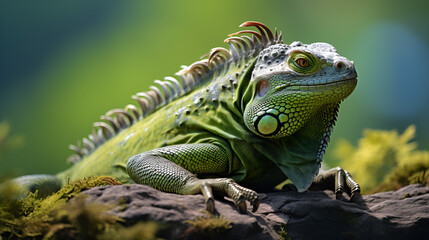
[224,179,259,213]
[198,178,259,214]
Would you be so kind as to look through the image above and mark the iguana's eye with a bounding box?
[287,51,321,74]
[295,58,309,68]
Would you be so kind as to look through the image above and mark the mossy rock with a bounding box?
[0,176,128,239]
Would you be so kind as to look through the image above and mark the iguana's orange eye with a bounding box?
[295,58,309,68]
[288,52,320,73]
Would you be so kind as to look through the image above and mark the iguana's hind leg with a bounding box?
[126,143,259,213]
[308,167,361,202]
[1,174,62,199]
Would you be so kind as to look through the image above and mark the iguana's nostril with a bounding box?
[335,61,345,71]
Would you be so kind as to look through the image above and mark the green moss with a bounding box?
[100,221,160,240]
[333,125,429,193]
[185,211,232,239]
[403,193,411,199]
[51,196,124,239]
[0,176,122,239]
[374,157,429,193]
[117,196,128,212]
[277,225,290,240]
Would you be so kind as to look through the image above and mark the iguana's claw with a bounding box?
[343,170,361,202]
[198,178,259,214]
[310,167,361,203]
[350,191,361,203]
[235,195,259,213]
[205,197,215,214]
[251,198,260,212]
[236,198,247,213]
[201,182,215,213]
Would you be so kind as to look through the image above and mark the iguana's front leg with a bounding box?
[126,143,259,213]
[308,167,361,202]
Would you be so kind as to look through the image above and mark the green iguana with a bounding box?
[5,21,360,213]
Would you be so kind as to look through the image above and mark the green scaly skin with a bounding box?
[3,22,360,213]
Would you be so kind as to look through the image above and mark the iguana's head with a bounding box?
[243,42,357,138]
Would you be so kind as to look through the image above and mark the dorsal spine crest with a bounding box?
[68,22,283,163]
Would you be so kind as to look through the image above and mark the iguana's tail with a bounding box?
[1,174,62,199]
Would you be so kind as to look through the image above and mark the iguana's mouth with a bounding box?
[307,77,357,86]
[275,77,357,92]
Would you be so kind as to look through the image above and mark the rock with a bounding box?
[81,184,429,240]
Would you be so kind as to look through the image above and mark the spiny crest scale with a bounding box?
[68,21,284,163]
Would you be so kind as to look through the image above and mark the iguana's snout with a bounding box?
[329,54,357,82]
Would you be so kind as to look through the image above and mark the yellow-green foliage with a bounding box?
[51,196,124,239]
[0,176,122,239]
[278,225,291,240]
[100,221,160,240]
[185,211,232,238]
[334,125,429,193]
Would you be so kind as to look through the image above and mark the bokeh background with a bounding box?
[1,0,428,177]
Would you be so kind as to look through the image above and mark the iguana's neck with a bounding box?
[250,103,340,191]
[285,103,339,161]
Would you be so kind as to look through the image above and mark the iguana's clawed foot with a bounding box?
[338,169,361,202]
[309,167,361,203]
[197,178,259,214]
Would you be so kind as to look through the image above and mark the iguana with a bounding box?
[4,21,360,213]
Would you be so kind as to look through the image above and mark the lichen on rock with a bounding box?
[184,210,232,239]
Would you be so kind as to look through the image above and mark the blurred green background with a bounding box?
[1,0,428,176]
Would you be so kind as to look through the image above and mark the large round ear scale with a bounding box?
[254,114,281,137]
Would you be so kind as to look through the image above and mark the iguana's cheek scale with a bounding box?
[251,100,309,137]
